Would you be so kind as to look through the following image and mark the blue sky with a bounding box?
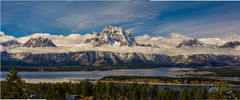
[1,1,240,38]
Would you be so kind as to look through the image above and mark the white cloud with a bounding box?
[1,32,240,56]
[135,33,192,48]
[6,43,240,56]
[16,33,65,44]
[11,33,96,47]
[0,31,17,42]
[0,31,5,36]
[198,33,240,46]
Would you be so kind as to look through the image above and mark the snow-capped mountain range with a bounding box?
[1,26,240,67]
[23,37,57,48]
[84,26,138,46]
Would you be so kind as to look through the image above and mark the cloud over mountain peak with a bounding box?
[1,26,240,56]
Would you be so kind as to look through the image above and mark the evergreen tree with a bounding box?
[131,84,139,100]
[180,88,188,100]
[149,85,159,100]
[195,89,202,99]
[93,81,104,100]
[202,88,208,99]
[232,89,240,99]
[104,84,111,100]
[120,85,128,100]
[208,80,233,99]
[188,87,197,100]
[81,81,93,96]
[140,86,147,100]
[2,75,239,100]
[1,69,27,99]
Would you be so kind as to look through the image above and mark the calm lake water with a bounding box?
[0,68,194,82]
[1,68,190,78]
[1,68,240,90]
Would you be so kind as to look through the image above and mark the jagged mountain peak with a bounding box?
[102,26,123,33]
[0,40,21,47]
[220,41,240,48]
[23,37,57,48]
[85,26,138,46]
[99,26,131,35]
[176,39,205,48]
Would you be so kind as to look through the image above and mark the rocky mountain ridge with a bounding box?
[22,37,57,48]
[2,51,240,66]
[177,39,240,49]
[0,40,21,47]
[1,26,239,49]
[1,26,240,67]
[220,41,240,48]
[176,39,205,48]
[84,26,139,46]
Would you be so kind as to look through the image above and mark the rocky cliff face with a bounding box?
[23,37,57,48]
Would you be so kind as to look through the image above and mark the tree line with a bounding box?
[1,69,240,99]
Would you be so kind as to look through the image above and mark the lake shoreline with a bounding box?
[99,80,240,87]
[99,76,240,87]
[169,67,240,78]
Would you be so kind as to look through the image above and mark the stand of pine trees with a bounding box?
[1,69,240,99]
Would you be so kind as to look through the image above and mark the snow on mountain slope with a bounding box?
[1,29,240,56]
[176,39,205,48]
[2,51,240,66]
[22,37,57,48]
[5,44,240,57]
[84,26,138,46]
[16,33,65,44]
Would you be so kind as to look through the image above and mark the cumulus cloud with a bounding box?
[0,31,17,42]
[6,43,240,56]
[1,32,240,56]
[10,33,96,47]
[198,33,240,46]
[0,31,5,36]
[135,33,192,48]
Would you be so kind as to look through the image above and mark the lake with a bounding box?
[1,67,240,90]
[1,68,194,83]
